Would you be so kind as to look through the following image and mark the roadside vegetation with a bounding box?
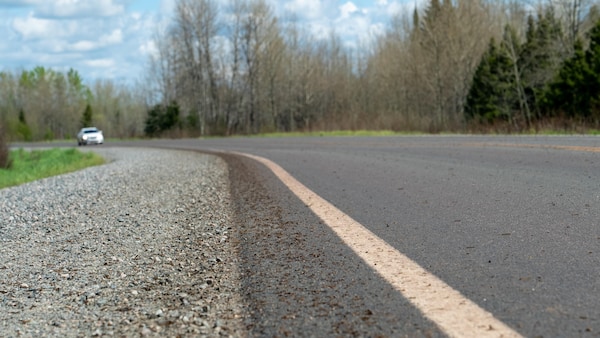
[251,130,405,138]
[1,0,600,139]
[0,148,105,189]
[0,124,12,169]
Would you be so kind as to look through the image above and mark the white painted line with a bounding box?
[236,152,523,338]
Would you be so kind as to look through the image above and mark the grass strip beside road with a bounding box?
[0,148,105,189]
[252,130,406,138]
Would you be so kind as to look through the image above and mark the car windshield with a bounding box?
[84,129,98,133]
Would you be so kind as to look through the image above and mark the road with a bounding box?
[22,135,600,336]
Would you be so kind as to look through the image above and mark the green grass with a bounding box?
[0,148,105,189]
[532,129,600,136]
[249,130,411,138]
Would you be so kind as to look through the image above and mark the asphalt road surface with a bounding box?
[23,135,600,336]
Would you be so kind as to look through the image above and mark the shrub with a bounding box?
[0,124,13,169]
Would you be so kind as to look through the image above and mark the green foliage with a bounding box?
[0,148,105,189]
[81,103,93,128]
[144,105,161,137]
[18,109,26,124]
[253,130,402,138]
[16,109,32,141]
[544,19,600,120]
[543,39,591,117]
[519,10,564,119]
[144,101,181,137]
[466,12,570,127]
[465,37,516,122]
[187,112,199,129]
[0,66,101,141]
[43,129,55,141]
[0,123,12,169]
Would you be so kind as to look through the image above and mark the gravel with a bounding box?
[0,148,246,337]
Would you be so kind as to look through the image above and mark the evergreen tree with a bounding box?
[16,109,32,141]
[422,0,442,30]
[585,19,600,117]
[544,19,600,119]
[144,104,162,137]
[144,101,181,137]
[519,10,564,119]
[162,101,180,130]
[410,7,420,41]
[0,123,11,169]
[81,103,93,128]
[544,39,590,118]
[465,38,516,123]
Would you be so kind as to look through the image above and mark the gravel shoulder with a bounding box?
[0,148,246,337]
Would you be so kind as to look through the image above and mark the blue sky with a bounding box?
[0,0,422,85]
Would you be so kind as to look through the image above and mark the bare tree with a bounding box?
[221,0,247,134]
[547,0,598,50]
[239,0,281,133]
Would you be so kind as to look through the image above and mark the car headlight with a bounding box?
[82,135,88,140]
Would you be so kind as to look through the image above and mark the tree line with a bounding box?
[466,0,600,131]
[0,67,147,141]
[2,0,600,141]
[147,0,600,135]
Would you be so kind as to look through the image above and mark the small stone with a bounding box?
[131,290,138,296]
[155,309,163,317]
[194,318,208,327]
[20,283,29,289]
[141,326,152,336]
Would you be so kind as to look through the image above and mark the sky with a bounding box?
[0,0,423,85]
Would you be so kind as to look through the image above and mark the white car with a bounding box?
[77,127,104,146]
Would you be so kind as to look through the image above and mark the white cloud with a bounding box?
[70,40,96,52]
[284,0,322,19]
[385,0,427,17]
[84,58,115,68]
[12,13,77,40]
[102,29,123,44]
[159,0,175,15]
[339,1,359,19]
[68,30,122,52]
[139,40,157,58]
[12,13,123,51]
[36,0,125,18]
